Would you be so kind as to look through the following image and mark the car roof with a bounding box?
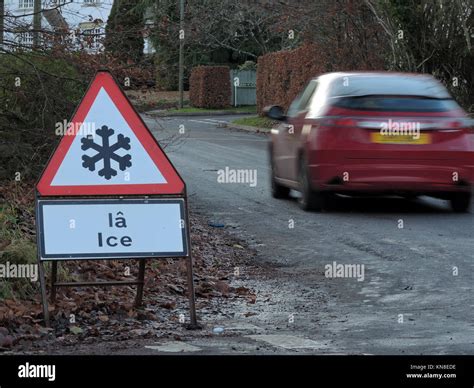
[315,72,451,99]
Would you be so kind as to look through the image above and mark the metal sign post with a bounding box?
[35,71,198,328]
[36,196,198,328]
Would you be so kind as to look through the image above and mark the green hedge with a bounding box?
[0,53,84,183]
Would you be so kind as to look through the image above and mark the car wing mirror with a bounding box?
[263,105,286,121]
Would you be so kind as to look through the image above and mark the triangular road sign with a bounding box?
[37,71,184,196]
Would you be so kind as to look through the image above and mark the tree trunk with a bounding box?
[0,0,4,48]
[33,0,42,49]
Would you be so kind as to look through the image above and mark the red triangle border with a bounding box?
[36,71,185,196]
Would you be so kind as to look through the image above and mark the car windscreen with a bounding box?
[331,96,461,112]
[329,75,451,98]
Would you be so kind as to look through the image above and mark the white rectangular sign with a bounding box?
[37,199,188,260]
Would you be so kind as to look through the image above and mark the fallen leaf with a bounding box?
[215,280,230,295]
[160,301,176,310]
[234,286,250,295]
[168,284,185,294]
[0,334,14,348]
[69,326,83,335]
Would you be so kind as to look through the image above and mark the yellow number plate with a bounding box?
[370,133,431,144]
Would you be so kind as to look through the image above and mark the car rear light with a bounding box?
[321,117,474,131]
[323,118,358,127]
[445,120,462,129]
[357,120,437,130]
[443,119,474,133]
[356,119,469,131]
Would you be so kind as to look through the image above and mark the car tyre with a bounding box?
[403,194,418,201]
[298,156,322,211]
[270,149,290,199]
[450,192,471,213]
[322,192,338,211]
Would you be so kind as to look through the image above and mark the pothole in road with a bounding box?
[145,341,202,353]
[246,334,330,350]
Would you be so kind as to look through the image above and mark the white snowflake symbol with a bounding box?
[81,125,132,180]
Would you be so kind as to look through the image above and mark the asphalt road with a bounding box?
[145,114,474,354]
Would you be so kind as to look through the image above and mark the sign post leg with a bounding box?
[185,254,198,328]
[38,260,50,327]
[134,259,146,307]
[50,261,58,303]
[183,197,199,329]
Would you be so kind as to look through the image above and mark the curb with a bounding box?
[145,110,256,117]
[224,123,271,134]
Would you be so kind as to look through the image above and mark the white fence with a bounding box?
[230,69,256,106]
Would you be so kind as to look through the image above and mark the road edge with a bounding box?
[145,110,256,118]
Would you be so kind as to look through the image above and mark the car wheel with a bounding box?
[450,192,471,212]
[270,149,290,199]
[298,156,322,211]
[322,192,338,211]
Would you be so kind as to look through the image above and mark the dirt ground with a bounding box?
[0,212,277,355]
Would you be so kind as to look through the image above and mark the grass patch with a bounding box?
[0,203,23,245]
[0,198,48,300]
[0,240,38,300]
[231,115,276,129]
[0,204,39,299]
[166,105,257,114]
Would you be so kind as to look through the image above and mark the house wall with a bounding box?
[3,0,154,54]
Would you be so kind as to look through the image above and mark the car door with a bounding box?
[285,80,319,181]
[273,94,301,181]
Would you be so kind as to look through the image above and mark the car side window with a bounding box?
[286,94,301,118]
[298,80,318,111]
[287,80,318,118]
[286,80,318,118]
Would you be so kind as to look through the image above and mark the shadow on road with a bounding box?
[288,194,467,214]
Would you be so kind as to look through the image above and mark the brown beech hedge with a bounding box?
[189,66,231,109]
[256,44,330,115]
[256,43,384,115]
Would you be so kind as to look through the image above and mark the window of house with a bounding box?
[82,28,103,49]
[18,0,34,9]
[18,32,34,46]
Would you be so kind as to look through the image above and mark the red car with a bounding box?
[265,72,474,212]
